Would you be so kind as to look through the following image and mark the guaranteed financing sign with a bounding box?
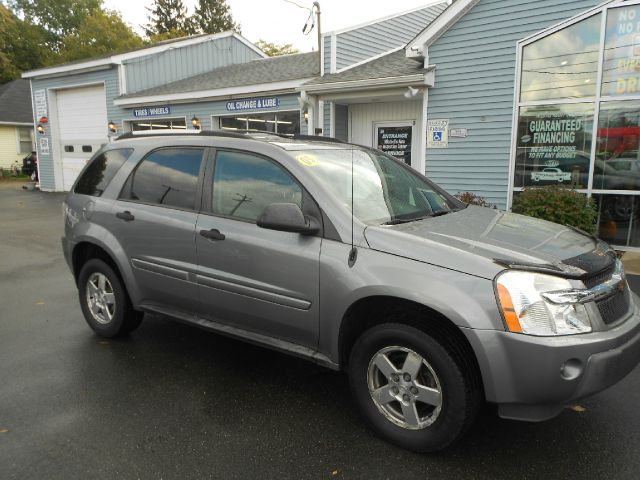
[516,106,593,188]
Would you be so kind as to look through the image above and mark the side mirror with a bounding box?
[257,203,319,235]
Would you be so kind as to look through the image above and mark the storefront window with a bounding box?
[594,101,640,190]
[520,14,601,103]
[219,111,300,135]
[602,5,640,97]
[514,103,594,188]
[130,118,187,131]
[595,194,640,247]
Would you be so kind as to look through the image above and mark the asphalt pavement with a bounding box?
[1,182,639,480]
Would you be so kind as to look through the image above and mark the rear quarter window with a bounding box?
[74,149,134,197]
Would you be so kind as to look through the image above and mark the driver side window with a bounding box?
[212,150,302,222]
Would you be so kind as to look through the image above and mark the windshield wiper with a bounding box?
[382,215,433,225]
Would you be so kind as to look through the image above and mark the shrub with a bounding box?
[456,191,495,208]
[512,186,598,234]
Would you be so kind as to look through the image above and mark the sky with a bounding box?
[102,0,444,52]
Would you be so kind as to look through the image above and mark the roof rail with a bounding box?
[292,134,346,144]
[114,129,347,144]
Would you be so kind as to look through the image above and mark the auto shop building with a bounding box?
[24,0,640,249]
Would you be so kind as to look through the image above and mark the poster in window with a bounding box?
[377,126,412,165]
[603,5,640,96]
[514,105,594,188]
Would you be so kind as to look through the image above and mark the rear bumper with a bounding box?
[463,294,640,421]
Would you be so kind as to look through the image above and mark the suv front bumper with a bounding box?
[464,293,640,421]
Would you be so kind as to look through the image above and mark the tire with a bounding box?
[348,323,481,452]
[78,258,143,337]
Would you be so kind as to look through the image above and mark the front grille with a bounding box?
[583,264,615,289]
[596,287,631,325]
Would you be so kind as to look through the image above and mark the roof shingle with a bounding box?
[120,52,319,99]
[0,79,33,124]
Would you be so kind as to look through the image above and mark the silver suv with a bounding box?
[62,132,640,452]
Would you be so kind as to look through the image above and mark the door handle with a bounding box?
[115,211,135,222]
[200,228,225,241]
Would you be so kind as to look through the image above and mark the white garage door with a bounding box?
[56,85,108,190]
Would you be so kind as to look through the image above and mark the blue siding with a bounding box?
[30,68,125,191]
[426,0,602,209]
[323,102,331,136]
[334,2,447,71]
[124,37,263,94]
[334,104,348,142]
[323,35,332,73]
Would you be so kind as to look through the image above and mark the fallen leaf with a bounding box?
[36,301,45,305]
[331,470,339,476]
[0,428,9,433]
[570,404,587,413]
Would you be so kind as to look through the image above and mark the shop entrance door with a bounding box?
[374,122,414,166]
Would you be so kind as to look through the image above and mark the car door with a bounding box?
[109,146,206,315]
[195,149,322,348]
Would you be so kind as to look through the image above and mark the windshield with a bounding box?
[291,148,464,225]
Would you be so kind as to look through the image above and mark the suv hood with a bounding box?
[364,206,612,280]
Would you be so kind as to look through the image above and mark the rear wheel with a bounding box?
[78,259,143,337]
[348,323,481,452]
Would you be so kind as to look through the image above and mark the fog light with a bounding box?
[560,359,583,380]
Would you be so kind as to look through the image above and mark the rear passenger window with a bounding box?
[212,150,302,222]
[120,147,204,210]
[74,148,133,197]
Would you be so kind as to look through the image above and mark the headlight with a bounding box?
[496,270,592,336]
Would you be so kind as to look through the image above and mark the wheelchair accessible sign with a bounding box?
[427,119,449,149]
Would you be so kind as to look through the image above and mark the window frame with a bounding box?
[200,148,322,232]
[16,127,34,154]
[509,0,640,249]
[117,146,209,213]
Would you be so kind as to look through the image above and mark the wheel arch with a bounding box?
[337,295,484,396]
[71,235,141,306]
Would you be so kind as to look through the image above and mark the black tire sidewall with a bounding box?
[78,259,129,338]
[348,323,471,452]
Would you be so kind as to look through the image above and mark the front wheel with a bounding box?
[348,323,481,452]
[78,259,143,337]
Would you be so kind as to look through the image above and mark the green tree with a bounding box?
[8,0,101,52]
[192,0,238,34]
[144,0,193,39]
[59,10,145,63]
[0,3,50,83]
[254,39,299,57]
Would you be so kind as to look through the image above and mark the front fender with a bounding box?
[318,241,504,365]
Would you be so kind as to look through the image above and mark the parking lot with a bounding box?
[1,182,640,480]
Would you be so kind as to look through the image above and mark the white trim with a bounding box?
[14,125,34,154]
[417,88,428,175]
[328,1,447,36]
[230,32,269,59]
[330,102,335,138]
[320,34,325,76]
[302,74,428,94]
[0,121,33,127]
[330,32,337,74]
[118,64,127,95]
[22,31,264,79]
[316,87,423,103]
[114,78,314,107]
[335,46,404,74]
[506,41,522,211]
[406,0,479,59]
